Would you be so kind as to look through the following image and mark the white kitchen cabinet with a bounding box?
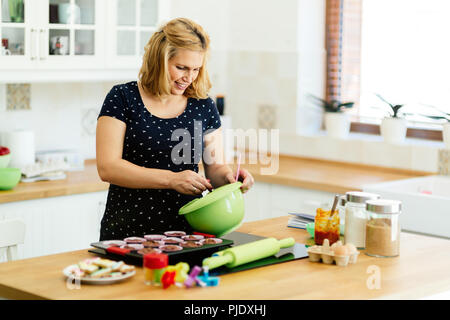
[0,0,168,81]
[105,0,169,69]
[242,182,335,223]
[0,0,35,69]
[0,0,105,70]
[0,190,107,262]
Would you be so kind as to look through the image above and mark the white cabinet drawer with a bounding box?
[0,191,107,262]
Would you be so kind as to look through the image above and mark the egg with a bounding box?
[334,245,349,256]
[344,243,357,254]
[331,240,343,250]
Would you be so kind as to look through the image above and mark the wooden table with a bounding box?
[1,216,449,300]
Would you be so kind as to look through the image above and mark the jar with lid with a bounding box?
[338,195,346,225]
[365,199,402,258]
[314,207,340,245]
[344,191,380,249]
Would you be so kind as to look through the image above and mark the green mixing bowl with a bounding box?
[179,182,245,237]
[0,154,11,168]
[0,167,21,190]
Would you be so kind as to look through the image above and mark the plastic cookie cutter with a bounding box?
[184,265,202,288]
[196,266,220,287]
[166,262,190,287]
[175,262,190,284]
[161,270,176,289]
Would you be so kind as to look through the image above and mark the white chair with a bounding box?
[0,219,26,262]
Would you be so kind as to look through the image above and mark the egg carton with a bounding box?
[307,239,359,267]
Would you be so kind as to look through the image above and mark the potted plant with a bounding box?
[375,93,407,144]
[309,95,354,139]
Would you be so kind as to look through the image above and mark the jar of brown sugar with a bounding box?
[365,199,402,258]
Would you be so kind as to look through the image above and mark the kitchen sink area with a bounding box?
[363,175,450,239]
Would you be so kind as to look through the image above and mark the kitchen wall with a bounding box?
[170,0,326,134]
[170,0,444,173]
[0,0,445,172]
[0,82,117,160]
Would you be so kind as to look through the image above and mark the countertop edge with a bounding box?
[0,155,431,204]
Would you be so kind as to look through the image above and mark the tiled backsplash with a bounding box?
[226,51,302,134]
[438,149,450,175]
[0,60,445,174]
[0,82,117,160]
[258,104,277,130]
[0,77,444,173]
[81,108,99,137]
[7,84,30,110]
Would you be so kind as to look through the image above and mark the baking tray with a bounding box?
[88,232,309,275]
[88,237,233,267]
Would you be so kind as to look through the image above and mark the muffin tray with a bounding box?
[89,231,233,266]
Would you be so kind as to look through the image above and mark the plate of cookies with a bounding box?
[63,257,136,285]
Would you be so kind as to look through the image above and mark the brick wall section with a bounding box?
[326,0,362,109]
[325,0,343,102]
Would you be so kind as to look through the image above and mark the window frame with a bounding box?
[326,0,445,142]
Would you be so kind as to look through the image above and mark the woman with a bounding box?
[96,18,254,240]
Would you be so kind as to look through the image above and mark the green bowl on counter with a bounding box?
[0,167,21,190]
[179,182,245,237]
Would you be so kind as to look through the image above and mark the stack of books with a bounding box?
[287,212,315,229]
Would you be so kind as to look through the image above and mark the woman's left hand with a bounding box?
[225,168,254,194]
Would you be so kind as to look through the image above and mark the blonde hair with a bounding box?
[138,17,211,99]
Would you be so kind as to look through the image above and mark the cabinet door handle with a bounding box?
[30,29,37,60]
[39,29,46,60]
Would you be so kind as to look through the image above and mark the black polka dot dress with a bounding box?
[97,81,221,241]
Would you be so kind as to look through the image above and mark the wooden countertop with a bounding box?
[0,155,429,204]
[0,216,449,300]
[0,159,109,204]
[237,154,430,194]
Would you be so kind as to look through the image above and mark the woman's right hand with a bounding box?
[169,170,213,196]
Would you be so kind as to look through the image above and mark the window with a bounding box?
[327,0,450,140]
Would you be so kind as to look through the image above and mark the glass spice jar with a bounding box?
[314,207,340,245]
[344,191,380,249]
[338,195,346,225]
[365,199,402,258]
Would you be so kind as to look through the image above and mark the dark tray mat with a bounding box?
[89,238,233,266]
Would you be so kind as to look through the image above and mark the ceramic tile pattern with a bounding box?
[438,149,450,175]
[7,84,30,110]
[258,104,277,130]
[227,51,300,133]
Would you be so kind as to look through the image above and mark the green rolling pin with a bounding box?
[202,237,295,270]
